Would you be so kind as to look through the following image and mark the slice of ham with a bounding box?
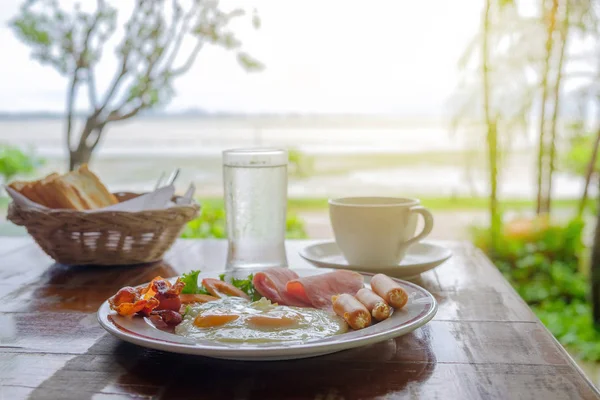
[286,270,364,310]
[253,268,311,307]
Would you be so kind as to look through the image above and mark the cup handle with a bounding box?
[403,205,434,247]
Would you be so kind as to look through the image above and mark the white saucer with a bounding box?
[299,241,452,278]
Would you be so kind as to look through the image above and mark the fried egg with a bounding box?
[175,297,348,343]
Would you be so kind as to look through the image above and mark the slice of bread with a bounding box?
[45,178,89,210]
[58,164,118,209]
[7,165,118,210]
[8,181,46,206]
[32,173,62,208]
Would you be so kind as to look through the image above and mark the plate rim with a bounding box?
[97,269,438,358]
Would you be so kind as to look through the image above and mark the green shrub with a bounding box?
[288,148,314,178]
[181,201,308,239]
[285,213,308,239]
[561,130,599,178]
[181,202,227,239]
[473,217,600,361]
[0,144,44,184]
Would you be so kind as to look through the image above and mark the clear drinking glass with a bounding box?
[223,148,289,270]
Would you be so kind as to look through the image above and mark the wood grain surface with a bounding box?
[0,238,598,400]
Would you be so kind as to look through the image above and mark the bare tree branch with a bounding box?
[579,125,600,217]
[87,68,98,110]
[12,0,261,170]
[106,103,144,122]
[89,123,107,150]
[78,116,97,145]
[65,71,80,152]
[535,0,558,215]
[546,2,570,213]
[161,0,184,61]
[481,0,499,249]
[78,0,106,111]
[98,64,128,115]
[163,2,199,72]
[79,10,100,67]
[96,1,143,114]
[171,40,203,76]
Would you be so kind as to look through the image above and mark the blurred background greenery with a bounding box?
[0,144,44,185]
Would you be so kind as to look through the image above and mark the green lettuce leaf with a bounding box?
[180,270,210,295]
[219,273,261,301]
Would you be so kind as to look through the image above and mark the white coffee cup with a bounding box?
[329,197,434,267]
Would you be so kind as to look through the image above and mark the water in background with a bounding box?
[0,116,586,198]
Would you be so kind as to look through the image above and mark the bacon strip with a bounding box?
[109,277,184,317]
[112,297,159,317]
[152,278,184,312]
[149,310,183,328]
[109,287,137,307]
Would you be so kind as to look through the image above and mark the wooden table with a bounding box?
[0,238,598,400]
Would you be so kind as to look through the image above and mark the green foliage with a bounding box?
[219,273,261,301]
[473,217,600,361]
[180,270,209,295]
[288,149,315,178]
[181,202,227,239]
[498,0,515,7]
[180,270,259,300]
[285,213,309,239]
[0,144,45,184]
[236,52,264,71]
[11,0,263,170]
[10,0,117,75]
[181,201,308,239]
[562,130,599,177]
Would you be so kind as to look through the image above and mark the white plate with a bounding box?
[299,241,452,279]
[97,268,437,361]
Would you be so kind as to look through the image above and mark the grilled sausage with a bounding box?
[355,288,392,321]
[370,274,408,309]
[332,293,372,330]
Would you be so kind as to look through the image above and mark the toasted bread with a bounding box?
[7,165,117,210]
[32,173,62,208]
[7,181,27,192]
[45,178,89,210]
[8,181,46,206]
[58,164,118,209]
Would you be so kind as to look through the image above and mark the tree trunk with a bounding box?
[68,124,101,170]
[545,0,569,215]
[481,0,499,251]
[67,117,106,170]
[578,127,600,217]
[536,0,558,215]
[488,119,500,246]
[69,147,93,171]
[591,171,600,326]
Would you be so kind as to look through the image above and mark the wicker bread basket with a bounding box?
[7,192,200,266]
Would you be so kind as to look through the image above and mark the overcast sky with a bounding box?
[0,0,483,115]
